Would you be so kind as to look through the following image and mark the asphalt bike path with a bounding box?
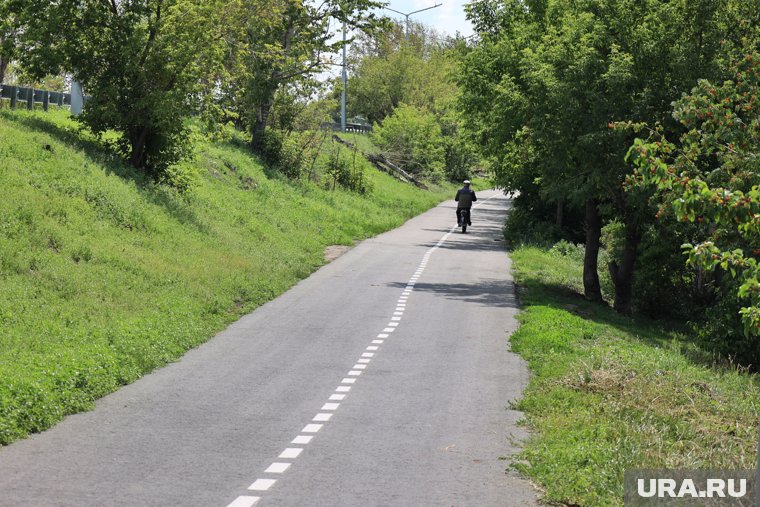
[0,190,536,506]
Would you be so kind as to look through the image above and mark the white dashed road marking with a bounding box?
[224,195,501,507]
[249,479,276,491]
[265,463,291,474]
[227,496,260,507]
[279,448,303,459]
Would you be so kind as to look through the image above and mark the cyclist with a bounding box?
[455,180,477,226]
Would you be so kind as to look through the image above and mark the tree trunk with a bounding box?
[556,198,564,228]
[608,220,642,315]
[0,54,8,84]
[583,199,604,302]
[130,127,148,169]
[250,99,273,155]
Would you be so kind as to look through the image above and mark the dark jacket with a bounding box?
[455,187,477,209]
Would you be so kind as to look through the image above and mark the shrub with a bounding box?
[260,130,306,179]
[550,240,584,262]
[372,104,445,180]
[322,143,372,194]
[627,50,760,366]
[504,206,563,247]
[438,111,479,182]
[602,220,700,319]
[159,162,200,195]
[442,131,477,182]
[697,287,757,366]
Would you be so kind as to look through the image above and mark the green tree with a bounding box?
[0,0,22,83]
[372,103,446,180]
[18,0,233,175]
[628,50,759,359]
[345,23,478,181]
[460,0,740,313]
[346,21,455,124]
[222,0,383,155]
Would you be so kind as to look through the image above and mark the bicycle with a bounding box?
[457,208,470,233]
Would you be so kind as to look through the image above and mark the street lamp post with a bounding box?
[341,24,347,133]
[384,3,442,42]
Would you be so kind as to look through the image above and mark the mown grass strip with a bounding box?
[0,109,457,445]
[509,245,759,506]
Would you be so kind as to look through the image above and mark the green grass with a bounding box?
[335,132,381,155]
[0,108,456,445]
[509,244,759,506]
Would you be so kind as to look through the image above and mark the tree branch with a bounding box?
[139,0,162,67]
[105,0,118,15]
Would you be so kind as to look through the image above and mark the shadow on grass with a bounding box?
[516,276,726,369]
[228,136,285,181]
[2,111,210,233]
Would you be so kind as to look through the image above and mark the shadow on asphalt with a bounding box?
[418,218,507,253]
[395,204,516,308]
[420,228,455,233]
[388,278,519,309]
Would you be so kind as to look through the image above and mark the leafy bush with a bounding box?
[504,206,563,247]
[627,50,759,366]
[442,131,477,182]
[550,240,584,262]
[438,110,479,182]
[322,143,372,194]
[697,288,757,365]
[372,104,445,180]
[260,129,306,179]
[602,220,703,319]
[159,162,201,195]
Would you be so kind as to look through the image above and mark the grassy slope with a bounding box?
[509,245,759,506]
[0,109,456,445]
[335,132,381,155]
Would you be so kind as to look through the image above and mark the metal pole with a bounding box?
[341,24,347,133]
[384,4,442,44]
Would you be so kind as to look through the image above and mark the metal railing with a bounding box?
[321,122,372,134]
[0,84,71,111]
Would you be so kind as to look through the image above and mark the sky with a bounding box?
[382,0,474,38]
[321,0,474,81]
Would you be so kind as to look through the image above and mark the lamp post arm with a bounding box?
[383,7,407,16]
[383,3,442,42]
[406,3,442,16]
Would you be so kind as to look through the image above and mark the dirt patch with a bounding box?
[324,245,352,262]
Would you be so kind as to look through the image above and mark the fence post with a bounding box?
[43,91,50,111]
[9,85,17,109]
